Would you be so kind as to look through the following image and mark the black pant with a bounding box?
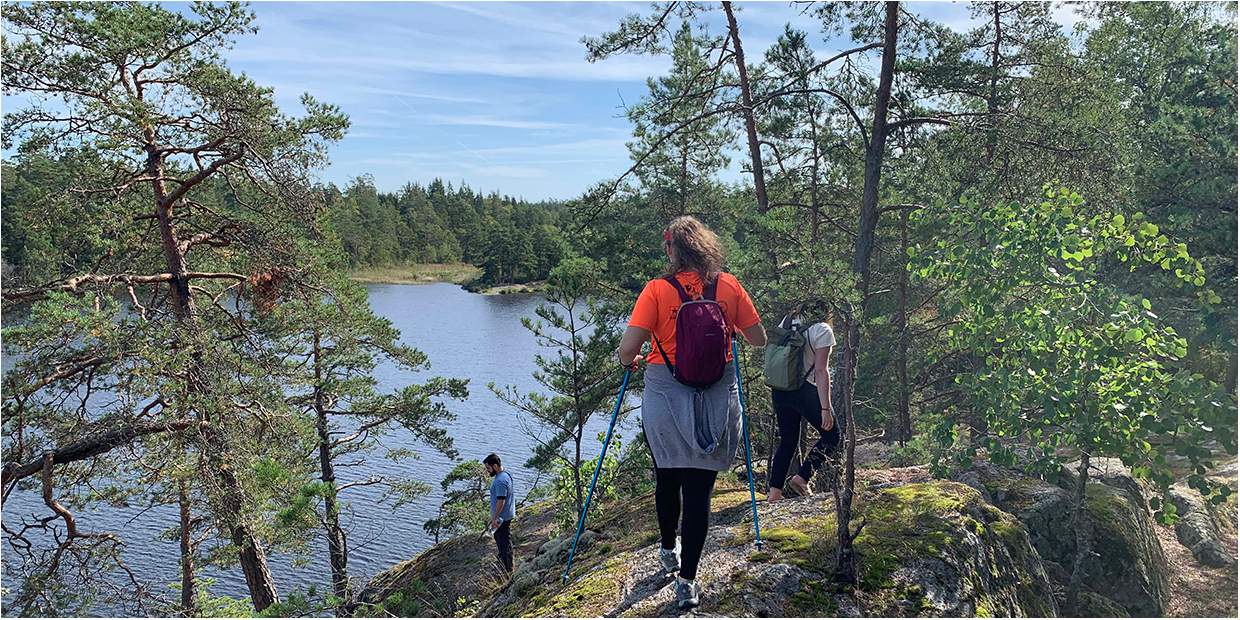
[769,381,841,490]
[494,519,513,572]
[654,467,718,581]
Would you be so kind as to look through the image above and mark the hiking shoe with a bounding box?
[788,475,812,497]
[674,577,701,610]
[659,544,680,574]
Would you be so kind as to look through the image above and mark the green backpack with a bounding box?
[764,317,814,391]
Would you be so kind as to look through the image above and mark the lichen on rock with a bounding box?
[964,460,1172,617]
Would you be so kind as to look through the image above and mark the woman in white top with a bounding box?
[767,305,839,501]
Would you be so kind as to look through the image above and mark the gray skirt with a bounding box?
[641,362,741,471]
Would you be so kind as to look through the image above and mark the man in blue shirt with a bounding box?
[484,453,515,573]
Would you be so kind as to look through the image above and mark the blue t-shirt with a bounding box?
[490,471,516,522]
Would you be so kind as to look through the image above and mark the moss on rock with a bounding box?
[1083,482,1171,616]
[524,556,629,617]
[852,482,1058,617]
[963,461,1172,617]
[742,481,1056,617]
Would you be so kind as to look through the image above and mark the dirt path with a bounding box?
[1156,522,1237,617]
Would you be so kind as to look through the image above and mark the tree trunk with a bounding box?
[1065,452,1093,613]
[833,310,861,583]
[233,527,278,610]
[574,436,584,517]
[985,2,1002,166]
[723,1,769,213]
[314,332,351,612]
[679,145,690,216]
[801,60,823,244]
[145,149,198,322]
[837,0,900,585]
[896,209,911,445]
[179,481,197,616]
[570,311,587,517]
[144,139,279,611]
[851,1,899,287]
[809,113,823,244]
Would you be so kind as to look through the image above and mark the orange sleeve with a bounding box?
[729,275,761,330]
[628,279,660,331]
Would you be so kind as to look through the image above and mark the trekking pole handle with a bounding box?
[562,367,631,583]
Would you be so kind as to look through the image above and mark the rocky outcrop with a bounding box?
[847,482,1058,617]
[962,461,1171,617]
[353,500,559,617]
[1169,484,1234,568]
[475,477,1056,617]
[359,458,1231,618]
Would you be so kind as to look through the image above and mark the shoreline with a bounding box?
[348,263,545,295]
[348,262,481,286]
[474,281,547,295]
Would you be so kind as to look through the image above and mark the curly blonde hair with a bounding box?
[664,216,725,281]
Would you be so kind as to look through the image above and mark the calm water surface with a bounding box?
[1,283,637,614]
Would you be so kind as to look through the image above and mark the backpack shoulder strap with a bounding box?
[662,274,692,303]
[702,274,719,301]
[653,276,687,374]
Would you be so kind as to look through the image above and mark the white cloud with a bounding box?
[419,114,576,130]
[353,86,489,105]
[428,2,597,38]
[229,2,670,83]
[464,137,629,157]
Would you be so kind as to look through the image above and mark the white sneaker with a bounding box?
[675,577,701,609]
[659,544,680,574]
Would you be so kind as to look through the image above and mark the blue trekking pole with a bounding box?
[733,338,763,549]
[562,367,632,583]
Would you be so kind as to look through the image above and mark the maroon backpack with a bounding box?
[653,274,730,389]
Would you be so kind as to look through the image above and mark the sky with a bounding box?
[2,1,1083,202]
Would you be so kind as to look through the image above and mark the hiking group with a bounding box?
[486,216,840,611]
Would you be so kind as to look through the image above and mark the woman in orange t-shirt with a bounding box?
[617,216,766,610]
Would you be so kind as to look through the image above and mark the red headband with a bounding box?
[663,229,672,242]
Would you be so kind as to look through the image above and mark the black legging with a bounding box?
[769,381,841,490]
[654,467,718,581]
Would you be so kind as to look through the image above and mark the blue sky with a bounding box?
[3,1,1081,201]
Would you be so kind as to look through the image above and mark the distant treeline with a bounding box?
[325,177,569,286]
[0,159,568,290]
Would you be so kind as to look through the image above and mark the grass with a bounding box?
[349,262,481,285]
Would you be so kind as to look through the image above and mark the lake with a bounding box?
[1,282,638,614]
